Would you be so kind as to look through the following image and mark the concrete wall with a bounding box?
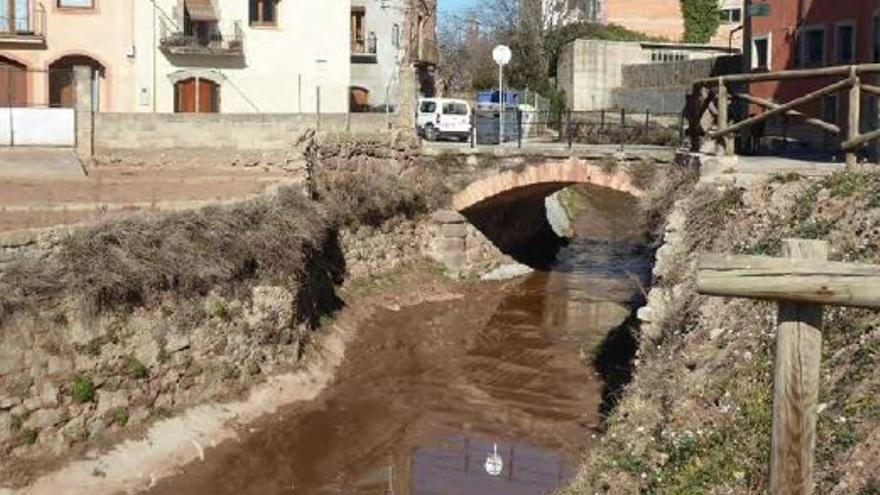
[557,40,648,112]
[133,0,351,114]
[93,112,390,151]
[621,56,743,89]
[612,56,743,114]
[349,0,406,109]
[0,108,75,146]
[611,88,688,115]
[556,40,737,111]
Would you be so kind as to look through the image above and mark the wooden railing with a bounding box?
[698,238,880,495]
[687,64,880,166]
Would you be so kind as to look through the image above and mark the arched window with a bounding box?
[49,54,104,110]
[391,23,400,49]
[174,77,219,113]
[349,86,369,112]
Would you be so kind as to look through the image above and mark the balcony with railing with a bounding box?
[0,1,46,46]
[159,19,243,57]
[351,32,377,64]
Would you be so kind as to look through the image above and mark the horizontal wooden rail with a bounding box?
[709,77,853,139]
[694,63,880,86]
[734,92,840,135]
[696,254,880,309]
[843,127,880,151]
[862,83,880,97]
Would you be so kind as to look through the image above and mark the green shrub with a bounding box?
[770,172,803,184]
[71,375,95,403]
[681,0,721,43]
[205,297,230,320]
[113,408,129,427]
[317,314,334,329]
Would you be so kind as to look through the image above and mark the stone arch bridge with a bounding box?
[429,156,651,275]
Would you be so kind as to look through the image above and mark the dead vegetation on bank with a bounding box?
[0,189,330,324]
[0,140,448,328]
[564,169,880,494]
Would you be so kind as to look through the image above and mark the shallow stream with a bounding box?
[148,186,649,495]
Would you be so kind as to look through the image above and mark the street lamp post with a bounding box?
[492,45,511,144]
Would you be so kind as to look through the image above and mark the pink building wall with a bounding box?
[0,0,136,111]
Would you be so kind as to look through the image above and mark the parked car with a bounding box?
[416,98,472,141]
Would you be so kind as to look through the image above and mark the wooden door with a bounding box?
[197,79,215,113]
[175,79,197,113]
[0,59,27,107]
[175,78,217,113]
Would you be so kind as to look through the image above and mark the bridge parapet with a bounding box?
[452,157,645,213]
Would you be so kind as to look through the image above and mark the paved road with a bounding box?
[421,139,677,161]
[0,147,84,179]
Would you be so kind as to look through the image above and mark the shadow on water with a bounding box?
[592,313,640,420]
[461,193,568,269]
[547,186,650,423]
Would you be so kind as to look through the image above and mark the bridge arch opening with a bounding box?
[451,159,645,267]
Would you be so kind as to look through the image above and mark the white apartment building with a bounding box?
[349,0,406,111]
[132,0,398,114]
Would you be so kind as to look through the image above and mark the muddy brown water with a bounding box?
[147,187,648,495]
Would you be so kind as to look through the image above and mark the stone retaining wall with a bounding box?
[94,113,392,151]
[0,214,446,478]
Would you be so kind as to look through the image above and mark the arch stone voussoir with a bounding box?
[452,158,645,212]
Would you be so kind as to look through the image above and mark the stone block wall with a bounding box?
[620,56,743,90]
[93,113,393,151]
[611,56,743,115]
[611,88,689,115]
[427,210,513,278]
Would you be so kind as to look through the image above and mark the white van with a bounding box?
[416,98,472,142]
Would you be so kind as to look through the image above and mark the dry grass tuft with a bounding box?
[0,187,330,321]
[0,138,450,325]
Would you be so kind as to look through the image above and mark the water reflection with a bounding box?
[409,435,573,495]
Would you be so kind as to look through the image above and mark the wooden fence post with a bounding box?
[770,239,827,495]
[688,84,703,152]
[697,238,880,492]
[717,78,731,156]
[847,66,860,168]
